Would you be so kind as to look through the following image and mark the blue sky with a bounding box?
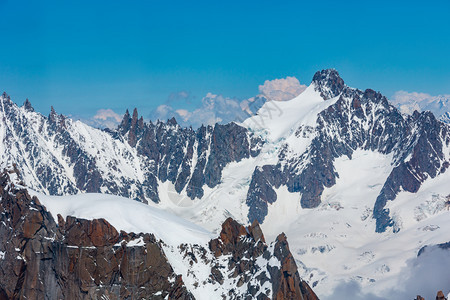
[1,0,449,123]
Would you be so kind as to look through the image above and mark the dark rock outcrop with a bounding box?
[312,69,345,100]
[207,218,319,299]
[0,170,319,299]
[23,99,34,112]
[0,94,262,204]
[436,291,448,300]
[0,170,192,299]
[418,240,450,257]
[416,291,449,300]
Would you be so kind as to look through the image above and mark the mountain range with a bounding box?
[1,69,449,299]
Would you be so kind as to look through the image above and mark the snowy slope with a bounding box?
[153,141,280,233]
[28,190,213,246]
[260,150,450,298]
[26,189,297,300]
[0,94,149,199]
[243,83,339,142]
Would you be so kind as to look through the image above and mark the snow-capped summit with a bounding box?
[244,70,449,234]
[311,68,346,100]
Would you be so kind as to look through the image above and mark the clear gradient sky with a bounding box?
[1,0,449,120]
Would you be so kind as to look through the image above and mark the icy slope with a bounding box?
[153,141,280,233]
[0,94,149,199]
[28,190,213,246]
[25,187,317,300]
[261,149,450,298]
[244,69,450,234]
[243,83,339,142]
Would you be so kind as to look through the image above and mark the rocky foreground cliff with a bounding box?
[0,169,318,299]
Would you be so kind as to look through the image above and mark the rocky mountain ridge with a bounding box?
[0,92,262,204]
[245,69,450,232]
[0,169,318,299]
[0,169,192,299]
[3,70,450,233]
[2,69,450,298]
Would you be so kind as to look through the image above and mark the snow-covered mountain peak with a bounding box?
[243,83,339,142]
[242,69,351,143]
[311,68,346,100]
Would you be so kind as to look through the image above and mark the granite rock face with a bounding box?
[436,291,448,300]
[204,218,318,299]
[0,170,192,299]
[0,169,318,299]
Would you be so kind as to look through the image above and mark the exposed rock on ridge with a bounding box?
[0,169,192,299]
[246,69,450,233]
[0,95,262,204]
[3,68,449,234]
[0,169,318,299]
[205,218,318,299]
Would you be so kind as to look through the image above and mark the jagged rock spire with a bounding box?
[1,92,10,100]
[126,108,141,147]
[312,68,345,100]
[167,117,178,126]
[131,108,138,125]
[138,116,144,130]
[119,109,131,133]
[23,99,34,112]
[47,106,66,129]
[49,106,57,123]
[209,217,319,300]
[1,92,12,106]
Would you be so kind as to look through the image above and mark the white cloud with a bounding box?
[391,91,450,118]
[168,90,191,103]
[149,104,178,123]
[149,76,306,128]
[258,76,307,101]
[175,109,190,118]
[79,108,123,129]
[392,91,434,105]
[93,108,122,122]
